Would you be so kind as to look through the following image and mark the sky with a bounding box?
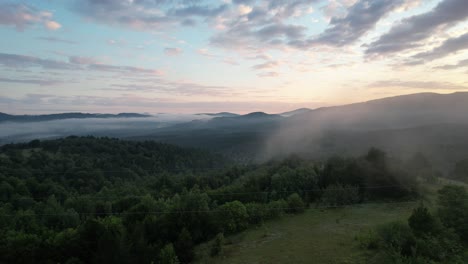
[0,0,467,114]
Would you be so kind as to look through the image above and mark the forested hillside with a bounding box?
[0,137,419,263]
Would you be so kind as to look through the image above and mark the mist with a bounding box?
[260,93,468,169]
[0,114,215,145]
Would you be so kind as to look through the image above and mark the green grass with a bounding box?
[196,203,415,264]
[195,180,468,263]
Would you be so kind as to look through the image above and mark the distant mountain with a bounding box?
[0,112,151,123]
[287,92,468,130]
[195,112,239,117]
[136,92,468,164]
[131,112,284,162]
[280,108,312,117]
[239,112,278,118]
[212,111,281,121]
[263,92,468,161]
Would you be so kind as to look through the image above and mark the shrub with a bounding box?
[286,193,305,214]
[210,233,224,257]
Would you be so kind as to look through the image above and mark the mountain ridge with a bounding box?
[0,112,152,123]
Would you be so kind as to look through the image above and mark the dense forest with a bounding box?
[0,136,465,263]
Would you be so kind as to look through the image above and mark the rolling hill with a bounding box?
[133,92,468,164]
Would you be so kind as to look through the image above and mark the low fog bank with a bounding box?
[0,114,215,145]
[260,93,468,169]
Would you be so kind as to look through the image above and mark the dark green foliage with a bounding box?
[376,221,416,256]
[437,185,468,242]
[218,201,248,234]
[408,206,441,236]
[365,190,468,263]
[175,228,194,263]
[210,233,224,257]
[159,243,179,264]
[320,149,417,201]
[286,193,305,213]
[0,138,423,263]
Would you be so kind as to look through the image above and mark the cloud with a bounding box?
[69,0,413,59]
[36,36,77,44]
[0,3,61,31]
[109,79,241,97]
[0,52,163,76]
[197,48,218,58]
[300,0,405,47]
[68,56,100,65]
[44,20,61,30]
[170,4,228,17]
[434,58,468,70]
[290,0,406,49]
[88,64,164,75]
[210,1,318,51]
[212,0,410,53]
[258,72,279,78]
[238,4,253,15]
[252,61,279,70]
[164,47,183,56]
[257,24,306,41]
[211,22,307,51]
[0,77,62,86]
[411,32,468,63]
[0,53,78,70]
[71,0,175,30]
[365,0,468,56]
[71,0,228,30]
[368,79,468,90]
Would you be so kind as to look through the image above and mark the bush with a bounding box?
[210,233,224,257]
[218,201,248,234]
[355,230,379,250]
[245,203,268,225]
[286,193,305,214]
[266,199,287,219]
[408,206,441,236]
[376,221,415,257]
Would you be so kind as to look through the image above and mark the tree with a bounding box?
[437,185,468,242]
[366,148,387,169]
[376,221,415,257]
[286,193,305,214]
[218,201,248,234]
[408,206,440,236]
[175,228,194,263]
[159,243,179,264]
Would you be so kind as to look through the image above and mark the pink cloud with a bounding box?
[0,3,61,31]
[44,20,61,30]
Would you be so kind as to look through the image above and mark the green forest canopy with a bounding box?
[0,136,451,263]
